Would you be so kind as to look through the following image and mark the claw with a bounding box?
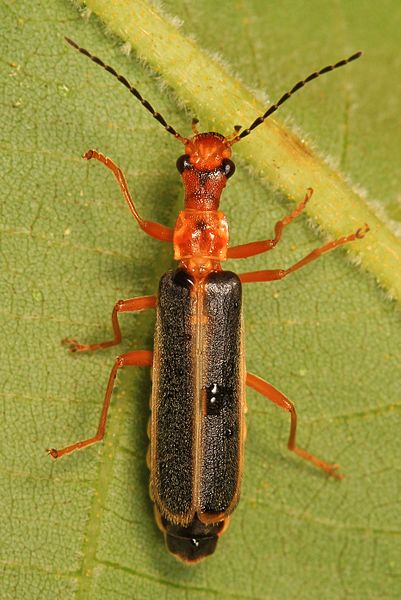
[47,448,59,459]
[327,464,344,481]
[83,149,94,160]
[355,223,370,239]
[61,338,86,353]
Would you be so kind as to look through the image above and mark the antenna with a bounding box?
[65,37,186,142]
[233,51,362,142]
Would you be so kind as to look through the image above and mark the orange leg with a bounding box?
[84,150,174,242]
[240,224,369,283]
[246,373,342,479]
[48,350,153,459]
[227,188,313,259]
[63,295,156,353]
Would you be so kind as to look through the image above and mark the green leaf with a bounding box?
[1,1,400,599]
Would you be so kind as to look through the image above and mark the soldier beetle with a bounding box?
[48,38,367,563]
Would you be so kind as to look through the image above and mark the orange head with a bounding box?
[184,132,232,170]
[176,133,236,210]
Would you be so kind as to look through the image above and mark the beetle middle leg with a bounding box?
[239,223,369,283]
[48,349,153,459]
[63,295,156,352]
[246,372,342,479]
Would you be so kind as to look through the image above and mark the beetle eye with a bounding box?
[176,154,191,173]
[222,159,236,179]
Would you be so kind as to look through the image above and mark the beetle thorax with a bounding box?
[173,209,229,275]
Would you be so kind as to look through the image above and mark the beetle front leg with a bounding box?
[84,150,174,242]
[63,295,156,353]
[227,188,313,259]
[48,350,153,459]
[246,372,342,479]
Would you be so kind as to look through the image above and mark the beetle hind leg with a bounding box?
[246,372,343,479]
[47,350,153,459]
